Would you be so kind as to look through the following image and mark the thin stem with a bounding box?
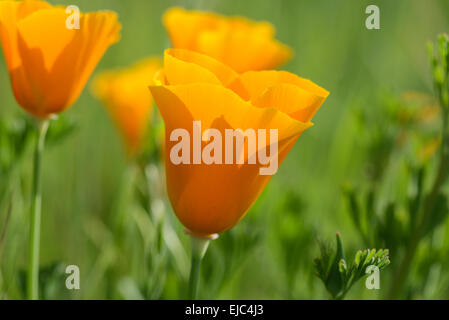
[26,119,49,300]
[187,233,215,299]
[188,255,202,299]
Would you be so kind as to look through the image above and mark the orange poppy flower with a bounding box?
[92,58,161,156]
[150,49,329,237]
[163,7,292,73]
[0,0,121,118]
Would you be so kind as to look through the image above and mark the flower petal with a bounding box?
[197,25,293,73]
[164,48,240,87]
[164,48,250,100]
[150,83,310,141]
[240,70,329,122]
[149,83,311,235]
[164,48,222,86]
[12,8,121,116]
[0,0,52,71]
[163,6,293,73]
[93,57,160,155]
[163,6,220,49]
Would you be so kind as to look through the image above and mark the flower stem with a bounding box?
[188,254,202,300]
[27,119,49,300]
[187,233,216,299]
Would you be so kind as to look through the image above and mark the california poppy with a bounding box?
[0,0,121,118]
[150,49,329,238]
[0,0,121,300]
[92,57,161,156]
[163,7,292,73]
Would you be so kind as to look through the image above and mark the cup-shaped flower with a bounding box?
[0,0,121,118]
[163,7,292,73]
[150,49,329,237]
[92,57,161,156]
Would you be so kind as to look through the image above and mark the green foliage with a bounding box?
[0,115,33,182]
[0,114,75,179]
[341,34,449,299]
[428,34,449,108]
[45,116,77,148]
[18,262,70,300]
[314,233,390,300]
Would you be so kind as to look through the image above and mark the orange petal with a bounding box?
[2,3,121,117]
[240,70,329,122]
[0,1,54,113]
[0,0,52,71]
[92,57,160,155]
[164,48,249,99]
[149,83,310,235]
[150,83,309,140]
[197,25,293,73]
[164,48,222,86]
[164,48,242,86]
[163,6,293,73]
[163,6,220,50]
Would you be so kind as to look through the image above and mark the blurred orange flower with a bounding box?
[163,7,292,73]
[92,57,161,156]
[0,0,121,118]
[150,49,328,237]
[419,137,440,164]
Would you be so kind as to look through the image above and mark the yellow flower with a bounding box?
[92,57,161,156]
[150,49,328,237]
[163,7,292,73]
[0,0,121,118]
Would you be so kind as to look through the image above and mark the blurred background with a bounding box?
[1,0,449,299]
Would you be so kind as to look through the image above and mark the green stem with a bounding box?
[187,233,215,299]
[188,254,202,300]
[26,119,49,300]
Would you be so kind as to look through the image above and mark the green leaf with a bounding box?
[314,233,390,300]
[325,233,345,298]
